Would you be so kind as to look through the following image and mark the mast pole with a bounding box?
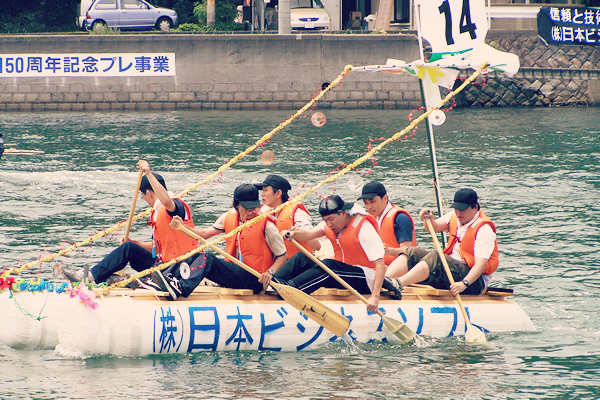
[415,1,446,246]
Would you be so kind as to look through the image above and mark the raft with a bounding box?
[0,285,535,356]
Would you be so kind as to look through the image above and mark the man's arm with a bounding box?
[366,258,386,312]
[419,208,449,233]
[357,221,386,312]
[169,215,223,239]
[385,213,415,257]
[293,208,322,251]
[450,258,487,295]
[259,221,288,285]
[281,224,325,242]
[137,160,176,212]
[450,224,496,295]
[126,238,153,252]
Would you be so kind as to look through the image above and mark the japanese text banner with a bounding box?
[0,53,176,78]
[538,6,600,46]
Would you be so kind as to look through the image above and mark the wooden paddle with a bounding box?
[425,219,487,343]
[116,167,144,276]
[173,224,350,337]
[289,238,418,343]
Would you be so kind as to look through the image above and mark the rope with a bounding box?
[2,65,353,279]
[111,63,489,291]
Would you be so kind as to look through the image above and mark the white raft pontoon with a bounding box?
[0,285,535,356]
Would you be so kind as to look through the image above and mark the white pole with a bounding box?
[207,0,215,26]
[415,1,446,245]
[279,0,291,34]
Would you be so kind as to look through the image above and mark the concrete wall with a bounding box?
[0,34,422,112]
[1,32,599,112]
[451,31,600,108]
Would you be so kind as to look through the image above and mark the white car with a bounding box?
[77,0,178,31]
[290,0,332,31]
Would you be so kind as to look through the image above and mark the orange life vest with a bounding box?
[443,210,499,275]
[324,213,379,269]
[150,198,198,262]
[378,205,417,266]
[223,208,274,274]
[262,203,312,258]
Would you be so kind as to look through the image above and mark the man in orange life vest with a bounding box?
[274,195,403,313]
[385,188,499,296]
[358,181,416,266]
[157,183,287,300]
[61,160,197,285]
[255,174,321,256]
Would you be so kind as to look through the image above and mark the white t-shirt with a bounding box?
[293,207,313,230]
[264,204,314,231]
[441,210,496,262]
[316,210,384,291]
[441,209,496,286]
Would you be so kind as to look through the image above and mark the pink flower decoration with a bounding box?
[76,284,99,310]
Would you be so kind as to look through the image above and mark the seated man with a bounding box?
[255,174,320,257]
[61,160,197,286]
[386,188,499,296]
[155,184,288,300]
[358,181,416,266]
[274,195,403,314]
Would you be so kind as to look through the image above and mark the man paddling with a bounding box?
[358,181,416,266]
[61,161,197,286]
[274,195,403,313]
[155,183,288,300]
[385,188,498,296]
[255,174,320,257]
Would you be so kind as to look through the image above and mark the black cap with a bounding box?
[139,173,167,193]
[319,195,353,217]
[255,174,292,192]
[358,181,387,200]
[234,184,261,209]
[450,188,478,211]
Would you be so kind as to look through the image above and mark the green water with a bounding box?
[1,108,599,399]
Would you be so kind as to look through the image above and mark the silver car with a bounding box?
[77,0,178,31]
[290,0,331,31]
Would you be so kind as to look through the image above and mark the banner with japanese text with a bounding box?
[0,53,175,78]
[538,6,600,46]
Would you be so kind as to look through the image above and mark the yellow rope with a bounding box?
[2,66,353,279]
[111,63,489,291]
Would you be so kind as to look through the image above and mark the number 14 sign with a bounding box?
[417,0,488,55]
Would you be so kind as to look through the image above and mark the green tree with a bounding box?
[1,0,80,33]
[193,0,238,26]
[152,0,197,25]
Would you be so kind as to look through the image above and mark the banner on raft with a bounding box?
[0,53,175,78]
[538,6,600,46]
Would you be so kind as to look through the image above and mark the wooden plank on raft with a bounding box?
[94,284,513,298]
[310,287,353,296]
[404,284,514,297]
[192,286,254,296]
[94,286,254,297]
[94,287,169,297]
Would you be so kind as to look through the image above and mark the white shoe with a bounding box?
[61,267,95,284]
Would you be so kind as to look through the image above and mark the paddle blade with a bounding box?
[274,283,350,337]
[465,324,487,343]
[382,316,416,343]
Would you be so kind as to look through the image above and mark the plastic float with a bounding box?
[0,285,535,356]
